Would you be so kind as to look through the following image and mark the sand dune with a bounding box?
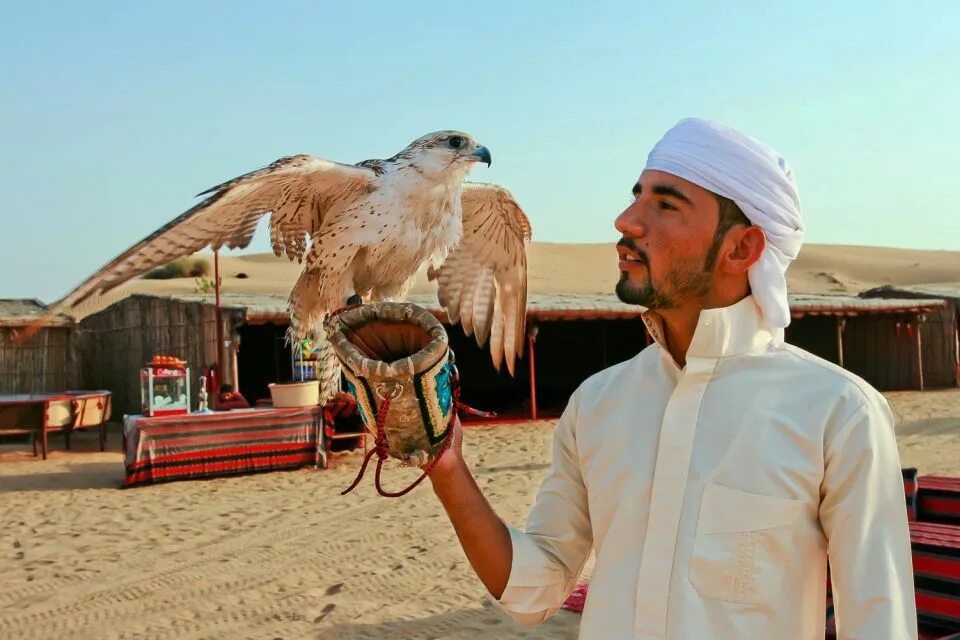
[65,242,960,319]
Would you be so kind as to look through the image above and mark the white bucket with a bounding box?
[268,380,320,408]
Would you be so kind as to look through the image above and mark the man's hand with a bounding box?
[426,415,513,599]
[425,414,465,477]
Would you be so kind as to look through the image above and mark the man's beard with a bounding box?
[615,241,716,310]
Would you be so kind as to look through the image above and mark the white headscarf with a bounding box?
[643,117,804,328]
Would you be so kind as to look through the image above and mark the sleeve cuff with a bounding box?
[489,525,570,626]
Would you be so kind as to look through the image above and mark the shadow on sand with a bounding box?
[0,462,123,492]
[313,606,578,640]
[473,462,551,476]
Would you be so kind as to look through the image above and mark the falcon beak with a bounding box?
[469,146,492,167]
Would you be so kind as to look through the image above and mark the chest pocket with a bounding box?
[688,482,803,604]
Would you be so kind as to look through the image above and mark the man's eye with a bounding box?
[659,201,677,211]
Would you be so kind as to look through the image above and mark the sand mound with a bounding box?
[65,242,960,319]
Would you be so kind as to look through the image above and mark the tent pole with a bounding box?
[836,316,845,369]
[916,314,924,391]
[214,249,224,383]
[527,325,538,421]
[954,312,959,387]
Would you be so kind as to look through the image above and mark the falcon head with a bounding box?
[395,130,492,180]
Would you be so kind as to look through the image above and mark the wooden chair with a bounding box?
[63,391,111,452]
[319,394,368,468]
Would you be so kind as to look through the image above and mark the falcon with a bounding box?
[27,131,532,402]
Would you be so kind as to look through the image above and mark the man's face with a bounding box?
[614,170,722,310]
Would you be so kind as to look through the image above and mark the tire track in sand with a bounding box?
[6,519,456,640]
[0,497,393,635]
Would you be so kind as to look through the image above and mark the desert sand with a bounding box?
[1,388,959,640]
[3,241,957,638]
[64,241,960,319]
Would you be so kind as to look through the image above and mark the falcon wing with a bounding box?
[430,182,532,376]
[16,155,375,343]
[58,156,373,310]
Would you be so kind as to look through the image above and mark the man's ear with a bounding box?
[723,226,766,274]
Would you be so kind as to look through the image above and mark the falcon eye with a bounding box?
[447,136,465,149]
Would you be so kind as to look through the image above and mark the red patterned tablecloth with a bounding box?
[122,407,326,487]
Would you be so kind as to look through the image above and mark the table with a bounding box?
[0,392,109,459]
[122,407,327,487]
[122,400,365,487]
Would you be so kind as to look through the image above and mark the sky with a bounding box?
[1,1,957,303]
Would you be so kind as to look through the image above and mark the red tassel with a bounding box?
[340,394,453,498]
[340,364,493,498]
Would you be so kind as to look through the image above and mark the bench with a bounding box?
[826,520,960,638]
[919,476,960,526]
[912,521,960,634]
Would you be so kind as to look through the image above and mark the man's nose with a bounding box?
[615,202,647,239]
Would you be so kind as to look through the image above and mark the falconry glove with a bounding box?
[324,301,487,497]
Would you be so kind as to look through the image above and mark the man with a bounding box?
[428,118,917,639]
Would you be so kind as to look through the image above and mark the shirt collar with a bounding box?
[641,295,781,362]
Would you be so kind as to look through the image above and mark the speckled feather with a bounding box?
[31,130,532,390]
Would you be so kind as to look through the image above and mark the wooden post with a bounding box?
[916,314,925,391]
[527,325,538,421]
[231,345,239,391]
[214,249,224,381]
[41,399,50,460]
[954,312,960,387]
[836,316,845,369]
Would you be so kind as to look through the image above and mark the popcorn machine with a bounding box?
[140,355,191,417]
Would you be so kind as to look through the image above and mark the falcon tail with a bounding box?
[316,341,343,407]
